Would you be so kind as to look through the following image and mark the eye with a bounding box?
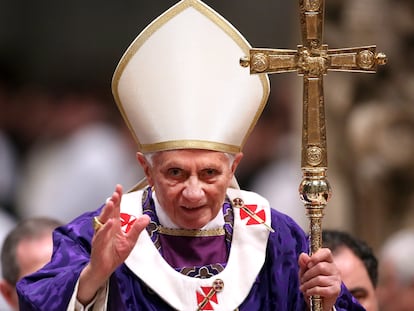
[350,289,368,301]
[167,168,184,178]
[200,168,219,179]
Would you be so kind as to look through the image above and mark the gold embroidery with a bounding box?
[158,226,225,237]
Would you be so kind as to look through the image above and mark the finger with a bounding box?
[298,252,310,267]
[300,262,340,294]
[302,283,339,298]
[127,215,151,245]
[107,216,151,264]
[301,272,330,289]
[301,275,341,298]
[308,248,334,266]
[302,261,334,283]
[300,248,333,279]
[300,251,337,283]
[111,185,123,225]
[99,198,115,224]
[114,183,123,194]
[99,185,123,223]
[92,218,115,245]
[298,252,310,277]
[112,184,123,207]
[90,219,118,275]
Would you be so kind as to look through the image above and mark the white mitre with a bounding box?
[112,0,270,155]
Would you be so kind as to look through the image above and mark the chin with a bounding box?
[181,219,209,230]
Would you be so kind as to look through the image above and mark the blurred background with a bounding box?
[0,0,413,258]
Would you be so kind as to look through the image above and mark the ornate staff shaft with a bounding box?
[299,71,331,311]
[240,0,386,310]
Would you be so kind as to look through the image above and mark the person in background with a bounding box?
[0,209,16,311]
[0,217,62,311]
[16,1,364,310]
[323,230,379,311]
[377,228,414,311]
[0,65,19,311]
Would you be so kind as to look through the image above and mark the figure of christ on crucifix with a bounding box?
[241,0,386,310]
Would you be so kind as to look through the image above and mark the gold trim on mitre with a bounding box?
[140,140,240,154]
[112,0,270,154]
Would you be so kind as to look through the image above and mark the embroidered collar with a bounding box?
[142,187,233,277]
[121,187,272,310]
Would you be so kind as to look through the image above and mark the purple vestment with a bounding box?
[17,188,364,311]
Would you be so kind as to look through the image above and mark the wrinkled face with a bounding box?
[137,149,242,229]
[333,247,379,311]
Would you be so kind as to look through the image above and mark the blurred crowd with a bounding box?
[0,75,143,225]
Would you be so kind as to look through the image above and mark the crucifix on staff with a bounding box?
[241,0,386,310]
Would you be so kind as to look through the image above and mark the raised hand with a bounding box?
[77,184,150,305]
[298,248,341,311]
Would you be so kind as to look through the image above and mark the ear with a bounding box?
[231,152,243,174]
[136,152,154,186]
[0,280,18,309]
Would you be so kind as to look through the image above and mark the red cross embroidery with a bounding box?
[120,213,137,233]
[196,287,218,310]
[239,204,266,225]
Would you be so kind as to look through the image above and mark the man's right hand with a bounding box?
[77,184,150,305]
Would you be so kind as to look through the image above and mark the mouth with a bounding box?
[181,205,205,211]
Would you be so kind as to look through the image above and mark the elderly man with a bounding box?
[17,1,363,310]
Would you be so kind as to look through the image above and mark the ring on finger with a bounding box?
[93,216,104,233]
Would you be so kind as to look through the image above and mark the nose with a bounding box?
[182,176,204,202]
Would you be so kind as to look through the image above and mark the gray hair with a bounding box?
[380,229,414,285]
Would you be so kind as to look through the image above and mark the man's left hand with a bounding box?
[298,248,341,311]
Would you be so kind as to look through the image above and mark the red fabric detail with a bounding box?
[196,286,218,310]
[239,207,252,220]
[239,204,266,225]
[120,213,137,233]
[247,209,266,225]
